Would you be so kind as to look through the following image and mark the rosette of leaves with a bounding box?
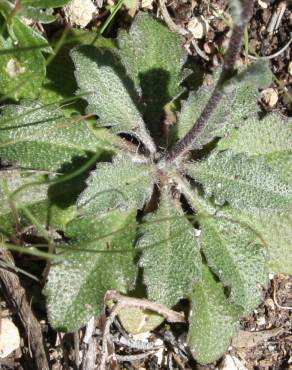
[0,11,291,365]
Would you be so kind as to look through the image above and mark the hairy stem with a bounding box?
[163,0,254,164]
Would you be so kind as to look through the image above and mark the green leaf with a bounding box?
[0,17,46,100]
[21,0,71,7]
[19,7,56,24]
[71,46,155,152]
[118,307,164,335]
[224,61,272,91]
[40,29,116,115]
[218,114,292,184]
[218,207,292,275]
[187,265,241,364]
[138,190,201,307]
[0,1,12,16]
[0,169,75,236]
[118,13,187,134]
[77,154,155,214]
[45,210,137,331]
[198,215,268,311]
[0,100,111,171]
[187,151,292,210]
[174,75,258,148]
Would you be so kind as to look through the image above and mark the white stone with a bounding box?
[257,316,266,326]
[288,61,292,76]
[141,0,153,8]
[258,0,268,9]
[261,88,278,107]
[187,16,209,39]
[221,354,248,370]
[6,58,26,78]
[64,0,97,27]
[0,318,20,358]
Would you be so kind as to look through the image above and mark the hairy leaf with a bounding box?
[0,17,46,100]
[138,190,201,307]
[224,61,272,91]
[118,13,187,134]
[198,215,268,311]
[71,46,155,152]
[45,211,137,331]
[40,29,115,114]
[0,169,75,235]
[218,207,292,275]
[77,154,155,214]
[19,7,56,24]
[0,101,111,171]
[174,77,258,148]
[187,151,292,210]
[21,0,71,7]
[218,114,292,184]
[187,265,241,364]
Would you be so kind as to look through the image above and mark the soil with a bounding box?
[0,1,291,370]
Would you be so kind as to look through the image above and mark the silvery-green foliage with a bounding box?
[138,188,201,307]
[0,11,290,366]
[198,216,268,312]
[218,113,292,184]
[0,100,107,171]
[218,207,292,275]
[174,76,259,148]
[187,151,292,210]
[77,154,155,214]
[223,61,273,91]
[187,265,242,364]
[71,46,155,152]
[45,210,137,331]
[118,13,187,133]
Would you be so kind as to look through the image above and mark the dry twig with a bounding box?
[0,249,49,370]
[99,290,186,370]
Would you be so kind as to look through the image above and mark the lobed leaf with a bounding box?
[118,13,187,134]
[138,189,201,307]
[187,151,292,210]
[218,114,292,184]
[0,100,111,171]
[218,207,292,275]
[174,75,259,149]
[187,265,241,364]
[40,29,115,115]
[45,210,137,331]
[77,154,155,215]
[71,46,155,152]
[198,215,268,311]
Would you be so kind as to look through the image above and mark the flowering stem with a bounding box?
[163,0,254,164]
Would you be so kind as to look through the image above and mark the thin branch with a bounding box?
[162,0,255,164]
[105,290,186,323]
[0,249,49,370]
[100,290,186,370]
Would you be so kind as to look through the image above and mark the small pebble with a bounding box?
[187,16,209,39]
[0,319,20,358]
[261,88,278,107]
[288,61,292,76]
[64,0,96,27]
